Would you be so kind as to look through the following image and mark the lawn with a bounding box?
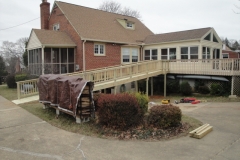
[0,84,17,100]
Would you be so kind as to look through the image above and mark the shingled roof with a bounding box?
[144,27,212,44]
[55,1,153,44]
[33,29,76,46]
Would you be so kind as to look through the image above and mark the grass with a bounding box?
[0,84,17,100]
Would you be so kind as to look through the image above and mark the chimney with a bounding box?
[40,0,50,29]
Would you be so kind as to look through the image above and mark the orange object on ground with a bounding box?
[191,100,200,104]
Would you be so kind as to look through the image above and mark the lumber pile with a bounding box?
[189,123,213,139]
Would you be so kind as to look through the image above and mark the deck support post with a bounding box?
[114,86,117,95]
[146,78,149,96]
[229,76,237,98]
[151,77,153,96]
[164,74,167,98]
[135,81,138,92]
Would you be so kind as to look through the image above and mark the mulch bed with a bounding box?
[97,122,191,141]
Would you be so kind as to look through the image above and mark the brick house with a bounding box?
[26,0,240,96]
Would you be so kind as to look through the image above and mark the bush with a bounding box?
[198,85,210,94]
[15,74,28,82]
[180,81,192,96]
[97,93,143,130]
[167,80,180,93]
[93,92,102,112]
[6,75,17,88]
[131,92,149,114]
[210,83,223,95]
[148,104,182,128]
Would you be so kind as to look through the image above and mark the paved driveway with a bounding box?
[0,95,239,160]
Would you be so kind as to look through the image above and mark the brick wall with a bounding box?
[48,6,83,71]
[223,50,239,58]
[46,5,122,71]
[85,42,121,70]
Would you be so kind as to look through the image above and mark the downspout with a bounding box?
[83,40,86,71]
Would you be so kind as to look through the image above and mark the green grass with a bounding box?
[0,84,17,100]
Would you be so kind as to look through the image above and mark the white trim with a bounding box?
[94,43,105,56]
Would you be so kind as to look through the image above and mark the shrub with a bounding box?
[131,92,149,114]
[97,93,143,130]
[167,80,180,93]
[210,83,222,95]
[93,92,102,112]
[198,85,210,94]
[15,74,28,82]
[6,75,17,88]
[148,104,182,129]
[180,81,192,96]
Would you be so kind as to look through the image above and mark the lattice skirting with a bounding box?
[233,76,240,96]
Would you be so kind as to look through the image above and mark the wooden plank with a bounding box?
[193,126,213,139]
[189,124,209,136]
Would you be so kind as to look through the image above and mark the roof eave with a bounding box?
[143,38,201,46]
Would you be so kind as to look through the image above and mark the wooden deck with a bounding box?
[16,58,240,99]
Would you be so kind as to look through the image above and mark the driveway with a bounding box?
[0,95,239,160]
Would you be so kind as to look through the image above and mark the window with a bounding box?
[126,22,133,28]
[213,34,219,43]
[181,46,198,60]
[144,49,158,60]
[222,53,229,59]
[213,49,220,59]
[181,47,188,59]
[122,48,130,62]
[94,44,105,55]
[53,24,60,31]
[202,47,210,59]
[204,33,211,41]
[161,48,176,60]
[161,49,168,60]
[122,47,139,63]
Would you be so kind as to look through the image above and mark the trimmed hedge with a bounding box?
[148,104,182,128]
[97,93,143,130]
[15,74,27,82]
[180,81,192,96]
[131,92,149,114]
[6,75,16,88]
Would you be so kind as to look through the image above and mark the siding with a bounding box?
[27,31,42,49]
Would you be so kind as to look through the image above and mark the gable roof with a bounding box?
[33,29,76,46]
[144,27,212,44]
[55,1,153,44]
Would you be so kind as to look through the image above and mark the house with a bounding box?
[222,44,240,59]
[26,0,240,96]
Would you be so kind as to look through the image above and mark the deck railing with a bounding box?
[16,60,169,99]
[16,79,39,99]
[169,59,240,76]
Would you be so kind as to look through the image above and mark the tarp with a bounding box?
[38,74,94,117]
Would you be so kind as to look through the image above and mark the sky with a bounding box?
[0,0,239,44]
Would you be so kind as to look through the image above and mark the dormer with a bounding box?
[117,18,135,30]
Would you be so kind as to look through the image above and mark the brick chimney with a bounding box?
[40,0,50,29]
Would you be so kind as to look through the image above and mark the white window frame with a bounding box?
[53,23,60,31]
[180,46,199,60]
[161,48,176,60]
[144,49,158,60]
[222,53,229,59]
[94,43,105,56]
[121,47,139,63]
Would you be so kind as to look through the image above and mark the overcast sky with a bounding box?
[0,0,239,44]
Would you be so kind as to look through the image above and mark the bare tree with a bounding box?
[233,0,240,14]
[120,7,141,19]
[0,37,28,74]
[98,1,121,14]
[98,1,141,19]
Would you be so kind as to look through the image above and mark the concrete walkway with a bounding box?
[12,95,39,105]
[1,95,240,160]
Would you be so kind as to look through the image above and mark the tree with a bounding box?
[0,37,28,74]
[0,55,7,76]
[22,40,28,67]
[233,0,240,14]
[224,38,230,47]
[98,1,141,19]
